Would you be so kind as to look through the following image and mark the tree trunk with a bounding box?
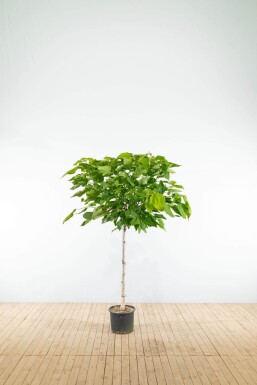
[120,225,126,311]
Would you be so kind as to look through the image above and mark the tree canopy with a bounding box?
[62,152,191,232]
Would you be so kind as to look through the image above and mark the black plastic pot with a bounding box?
[109,305,135,334]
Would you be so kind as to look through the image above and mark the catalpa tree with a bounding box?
[62,152,191,311]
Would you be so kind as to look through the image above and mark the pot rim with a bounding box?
[108,304,136,314]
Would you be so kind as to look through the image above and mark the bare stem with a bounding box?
[120,225,126,311]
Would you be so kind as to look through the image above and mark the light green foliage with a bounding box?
[62,152,191,232]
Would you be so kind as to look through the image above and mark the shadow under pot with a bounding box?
[108,305,135,334]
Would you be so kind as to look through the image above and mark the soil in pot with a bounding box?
[109,305,135,334]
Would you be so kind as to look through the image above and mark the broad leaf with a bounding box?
[118,152,132,165]
[150,193,165,211]
[98,166,111,175]
[140,157,150,170]
[83,211,93,220]
[164,203,174,217]
[92,206,103,219]
[177,204,187,218]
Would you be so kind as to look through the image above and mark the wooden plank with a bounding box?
[121,355,130,385]
[133,304,144,356]
[0,303,256,385]
[77,303,97,355]
[92,304,106,356]
[30,355,53,385]
[160,355,175,384]
[85,355,99,385]
[94,355,106,385]
[47,355,69,385]
[76,355,91,385]
[191,356,212,385]
[0,356,23,384]
[137,355,148,385]
[176,356,194,385]
[183,356,202,385]
[198,356,221,385]
[220,356,248,385]
[26,303,67,355]
[144,356,157,385]
[152,355,166,385]
[129,355,139,385]
[103,355,114,385]
[112,355,122,385]
[99,304,111,356]
[4,356,30,385]
[136,304,151,356]
[167,356,184,385]
[85,304,103,356]
[66,355,84,385]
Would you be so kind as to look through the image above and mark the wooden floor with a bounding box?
[0,304,257,385]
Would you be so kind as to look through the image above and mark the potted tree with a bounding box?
[63,152,191,334]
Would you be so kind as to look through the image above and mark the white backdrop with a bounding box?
[1,0,257,302]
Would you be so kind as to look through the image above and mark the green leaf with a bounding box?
[140,157,150,170]
[154,213,166,219]
[71,188,86,197]
[92,206,103,219]
[98,166,111,175]
[63,209,76,223]
[177,204,187,218]
[157,218,165,229]
[86,189,100,198]
[125,175,134,186]
[77,207,88,214]
[139,176,149,185]
[163,170,170,180]
[156,155,165,161]
[145,202,154,212]
[133,167,142,178]
[164,203,174,217]
[118,152,132,165]
[150,193,165,211]
[62,166,78,177]
[83,211,93,220]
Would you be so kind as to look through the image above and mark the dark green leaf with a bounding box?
[83,211,93,220]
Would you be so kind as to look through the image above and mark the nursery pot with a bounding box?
[109,305,135,334]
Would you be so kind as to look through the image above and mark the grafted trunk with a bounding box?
[120,226,126,311]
